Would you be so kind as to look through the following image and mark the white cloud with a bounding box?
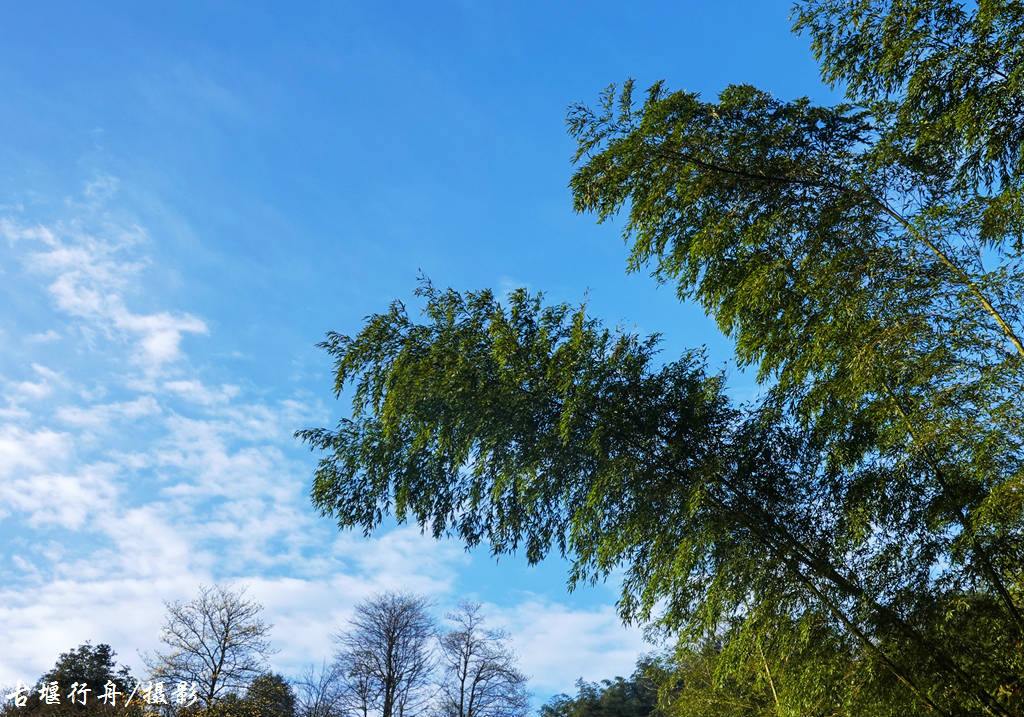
[332,526,469,595]
[0,426,70,479]
[56,396,161,430]
[9,379,52,400]
[162,380,240,405]
[2,364,66,403]
[0,405,30,421]
[9,214,206,376]
[0,183,650,701]
[26,329,60,343]
[0,219,57,245]
[83,175,120,202]
[100,505,198,577]
[117,311,208,369]
[486,599,651,696]
[0,574,206,686]
[31,364,64,384]
[1,463,120,530]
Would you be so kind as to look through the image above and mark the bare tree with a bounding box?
[333,649,378,717]
[438,603,529,717]
[144,583,275,711]
[332,592,436,717]
[294,661,343,717]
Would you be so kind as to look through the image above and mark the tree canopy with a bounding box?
[243,674,296,717]
[299,1,1024,714]
[540,659,659,717]
[1,642,142,717]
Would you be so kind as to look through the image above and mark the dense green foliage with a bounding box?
[190,672,296,717]
[244,674,296,717]
[300,1,1024,714]
[540,660,659,717]
[541,642,914,717]
[38,644,135,698]
[1,643,141,717]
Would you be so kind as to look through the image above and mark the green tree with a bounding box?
[299,1,1024,714]
[178,673,295,717]
[202,693,250,717]
[650,613,921,717]
[540,659,659,717]
[244,674,295,717]
[1,642,142,717]
[39,643,135,697]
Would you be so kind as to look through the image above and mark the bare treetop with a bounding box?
[438,602,529,717]
[333,592,436,717]
[145,583,276,711]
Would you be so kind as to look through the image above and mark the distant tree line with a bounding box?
[1,583,530,717]
[7,580,952,716]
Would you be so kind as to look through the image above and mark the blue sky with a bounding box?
[0,1,834,708]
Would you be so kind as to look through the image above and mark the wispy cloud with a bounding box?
[0,179,649,702]
[0,425,70,480]
[26,329,60,344]
[4,209,207,375]
[0,180,474,684]
[486,598,650,697]
[162,380,240,405]
[56,396,161,430]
